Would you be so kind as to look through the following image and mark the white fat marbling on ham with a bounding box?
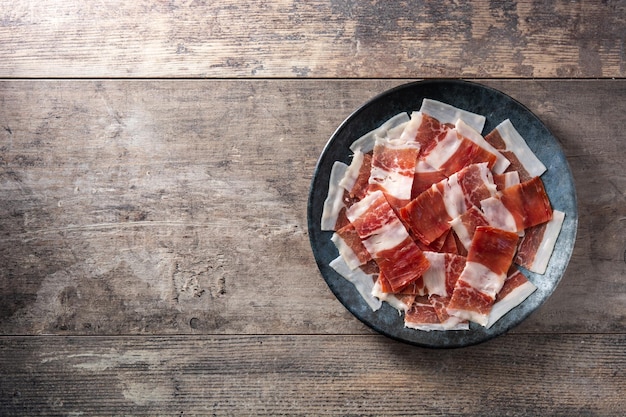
[495,119,547,177]
[399,111,424,143]
[480,196,518,232]
[350,112,411,153]
[423,128,462,170]
[421,252,447,297]
[500,171,521,189]
[361,218,410,255]
[457,261,507,299]
[516,210,565,274]
[442,173,467,219]
[330,256,382,311]
[321,161,349,230]
[455,120,510,174]
[338,150,365,193]
[420,98,486,133]
[486,270,537,329]
[371,280,410,313]
[331,233,365,270]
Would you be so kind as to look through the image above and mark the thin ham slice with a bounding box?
[484,119,546,180]
[481,176,553,233]
[329,256,382,312]
[347,190,430,292]
[350,113,410,153]
[515,210,565,274]
[405,296,469,331]
[368,137,420,208]
[339,150,372,201]
[420,98,486,133]
[486,268,537,328]
[447,226,519,326]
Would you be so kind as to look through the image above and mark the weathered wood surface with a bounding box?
[1,79,625,338]
[1,334,624,416]
[1,0,625,78]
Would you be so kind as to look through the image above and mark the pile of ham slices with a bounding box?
[321,99,565,331]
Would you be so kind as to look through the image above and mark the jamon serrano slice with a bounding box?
[399,182,453,245]
[350,112,410,153]
[331,223,371,270]
[422,128,498,177]
[486,268,537,328]
[368,137,421,209]
[420,98,486,133]
[405,296,469,331]
[330,256,382,312]
[447,226,519,326]
[411,161,447,199]
[481,176,552,233]
[484,119,546,181]
[515,210,565,274]
[346,190,430,292]
[339,150,372,201]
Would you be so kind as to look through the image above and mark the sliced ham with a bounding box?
[368,137,420,208]
[481,176,553,233]
[515,210,565,274]
[447,226,519,326]
[486,268,537,328]
[350,113,410,153]
[484,119,547,180]
[347,190,430,292]
[405,296,470,331]
[420,98,486,133]
[330,256,382,312]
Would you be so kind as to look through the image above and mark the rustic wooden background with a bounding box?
[1,1,625,416]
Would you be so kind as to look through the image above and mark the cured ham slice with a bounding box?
[346,190,430,292]
[339,150,372,201]
[368,137,421,208]
[481,176,553,233]
[350,113,410,153]
[331,223,371,270]
[484,119,547,181]
[372,277,414,313]
[405,296,469,331]
[422,127,498,177]
[329,256,382,312]
[455,120,510,174]
[420,98,486,133]
[449,205,491,251]
[486,268,537,328]
[493,171,520,191]
[399,181,452,245]
[411,161,447,199]
[515,210,565,274]
[447,226,519,326]
[455,162,498,209]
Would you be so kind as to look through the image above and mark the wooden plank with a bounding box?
[0,1,624,78]
[0,80,625,336]
[0,334,624,416]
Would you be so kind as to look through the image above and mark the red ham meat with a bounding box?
[481,176,553,233]
[346,190,430,292]
[486,268,537,328]
[447,226,519,326]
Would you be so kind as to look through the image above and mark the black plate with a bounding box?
[307,80,578,348]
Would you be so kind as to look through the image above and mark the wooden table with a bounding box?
[1,1,624,415]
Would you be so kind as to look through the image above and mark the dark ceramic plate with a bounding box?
[307,80,578,348]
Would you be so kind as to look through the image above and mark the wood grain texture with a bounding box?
[0,334,624,416]
[0,79,625,337]
[1,0,625,78]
